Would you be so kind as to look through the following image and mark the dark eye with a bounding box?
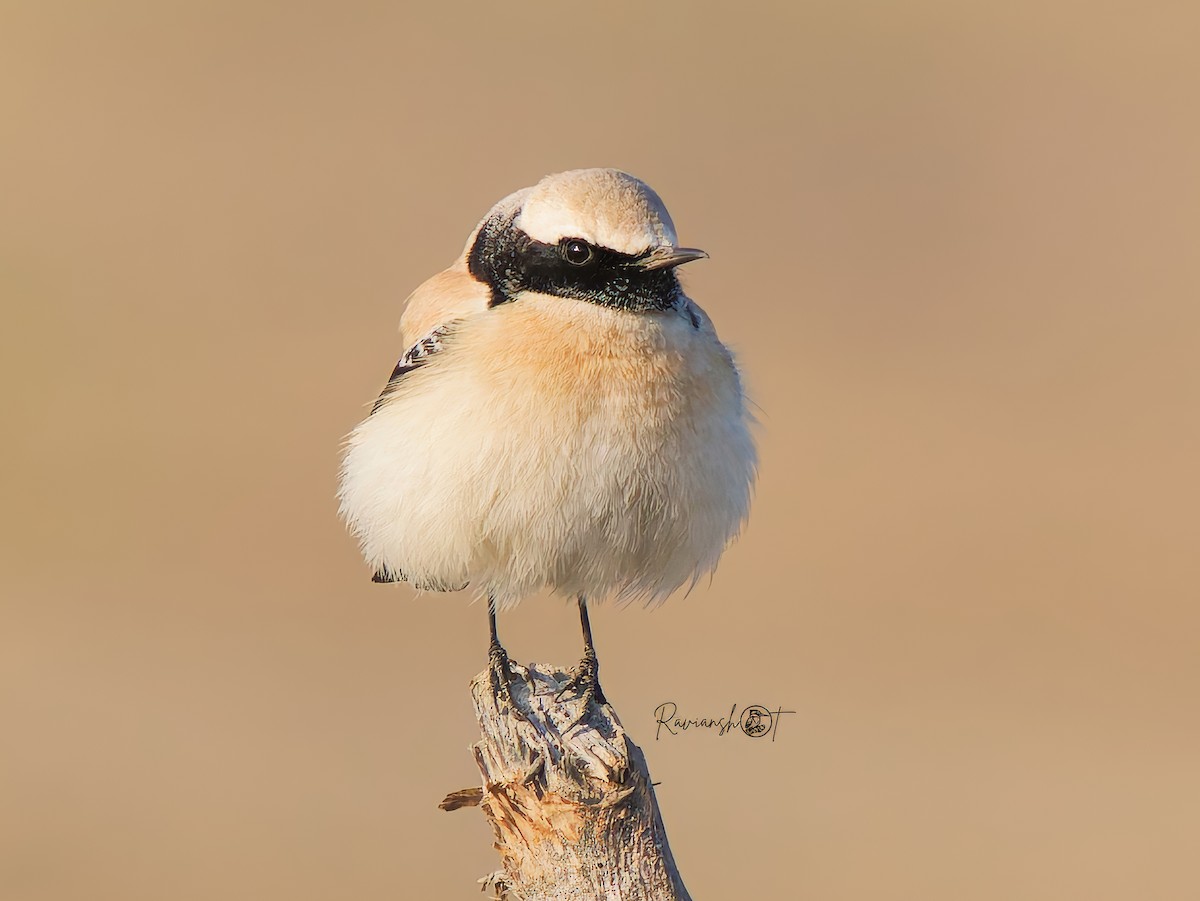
[560,238,596,267]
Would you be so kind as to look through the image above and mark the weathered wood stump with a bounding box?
[441,662,692,901]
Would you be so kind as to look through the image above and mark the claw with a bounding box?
[488,642,515,703]
[556,648,607,731]
[488,641,531,722]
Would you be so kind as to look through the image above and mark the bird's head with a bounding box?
[464,168,707,312]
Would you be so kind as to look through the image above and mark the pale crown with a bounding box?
[514,169,679,256]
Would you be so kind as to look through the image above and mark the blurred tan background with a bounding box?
[2,1,1198,898]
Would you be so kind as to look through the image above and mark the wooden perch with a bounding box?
[441,661,692,901]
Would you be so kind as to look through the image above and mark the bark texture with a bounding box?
[442,662,692,901]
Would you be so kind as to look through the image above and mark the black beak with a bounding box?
[633,245,710,271]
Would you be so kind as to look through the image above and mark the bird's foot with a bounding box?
[556,648,607,729]
[488,640,527,719]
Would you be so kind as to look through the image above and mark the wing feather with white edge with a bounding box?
[369,324,454,415]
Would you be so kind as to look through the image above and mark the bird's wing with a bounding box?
[370,323,454,414]
[371,265,491,415]
[680,295,715,333]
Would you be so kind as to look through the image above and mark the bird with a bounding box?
[338,168,756,713]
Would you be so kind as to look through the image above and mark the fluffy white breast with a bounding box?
[338,296,756,608]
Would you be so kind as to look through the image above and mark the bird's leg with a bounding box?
[577,595,608,707]
[557,596,607,710]
[487,597,520,710]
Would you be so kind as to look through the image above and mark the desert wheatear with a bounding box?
[339,168,756,707]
